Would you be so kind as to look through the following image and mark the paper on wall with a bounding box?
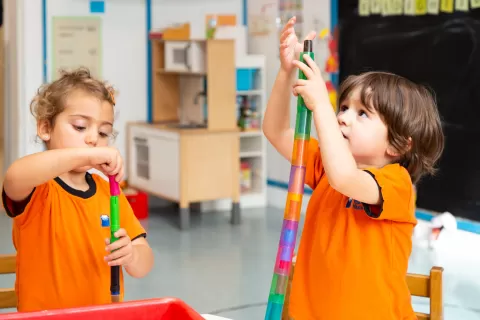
[51,16,102,80]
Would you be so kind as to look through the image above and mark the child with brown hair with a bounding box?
[263,17,444,319]
[2,68,154,312]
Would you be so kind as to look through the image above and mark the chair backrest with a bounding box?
[406,266,444,320]
[281,257,443,320]
[0,254,17,309]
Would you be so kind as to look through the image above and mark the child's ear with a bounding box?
[37,120,51,142]
[387,137,412,157]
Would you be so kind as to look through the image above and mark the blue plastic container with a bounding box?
[236,68,258,91]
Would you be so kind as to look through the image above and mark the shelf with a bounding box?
[155,68,206,76]
[240,151,262,158]
[236,90,263,96]
[239,130,262,137]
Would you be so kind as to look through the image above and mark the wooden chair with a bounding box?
[282,257,443,320]
[0,254,17,309]
[406,266,444,320]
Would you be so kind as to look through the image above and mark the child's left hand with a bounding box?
[292,54,330,112]
[104,228,134,267]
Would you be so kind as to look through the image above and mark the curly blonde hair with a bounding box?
[30,67,116,127]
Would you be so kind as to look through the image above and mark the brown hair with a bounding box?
[338,71,444,184]
[30,67,116,127]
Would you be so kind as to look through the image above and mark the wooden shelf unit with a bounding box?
[151,39,237,130]
[127,39,241,230]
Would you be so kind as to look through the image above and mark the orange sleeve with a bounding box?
[304,138,325,190]
[2,182,50,226]
[362,164,416,223]
[119,192,147,241]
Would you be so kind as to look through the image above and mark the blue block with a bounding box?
[265,301,283,320]
[90,0,105,13]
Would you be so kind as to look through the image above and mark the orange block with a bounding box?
[284,192,303,221]
[291,139,308,166]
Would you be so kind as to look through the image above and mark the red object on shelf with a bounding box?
[124,189,149,220]
[0,298,205,320]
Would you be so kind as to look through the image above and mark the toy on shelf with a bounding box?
[264,40,314,320]
[108,176,121,303]
[237,96,260,131]
[240,161,252,192]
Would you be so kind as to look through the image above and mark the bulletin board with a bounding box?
[338,0,480,221]
[51,16,102,80]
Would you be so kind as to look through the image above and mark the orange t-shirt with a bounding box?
[288,139,417,320]
[2,173,146,312]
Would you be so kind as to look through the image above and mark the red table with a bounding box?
[0,298,206,320]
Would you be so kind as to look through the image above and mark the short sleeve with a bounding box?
[304,138,325,190]
[362,164,416,223]
[119,192,147,241]
[2,183,50,226]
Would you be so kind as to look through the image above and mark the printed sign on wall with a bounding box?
[51,17,102,80]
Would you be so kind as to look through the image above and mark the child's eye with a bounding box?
[339,105,348,112]
[73,125,86,131]
[359,110,368,117]
[99,132,110,138]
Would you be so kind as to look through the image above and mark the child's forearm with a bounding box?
[4,148,92,201]
[263,69,296,160]
[125,242,154,278]
[312,103,358,188]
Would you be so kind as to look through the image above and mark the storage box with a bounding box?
[124,188,149,220]
[236,68,258,91]
[0,298,205,320]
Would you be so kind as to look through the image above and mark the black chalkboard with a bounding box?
[339,2,480,221]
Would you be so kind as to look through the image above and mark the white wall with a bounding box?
[152,0,243,38]
[247,0,331,211]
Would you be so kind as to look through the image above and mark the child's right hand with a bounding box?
[279,16,316,74]
[88,147,124,182]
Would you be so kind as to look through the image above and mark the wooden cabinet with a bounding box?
[127,39,241,229]
[127,124,240,230]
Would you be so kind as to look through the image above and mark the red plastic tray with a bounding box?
[0,298,206,320]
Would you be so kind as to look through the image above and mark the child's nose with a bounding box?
[85,131,98,146]
[338,111,352,126]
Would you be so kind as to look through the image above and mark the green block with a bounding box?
[268,293,285,304]
[294,107,312,136]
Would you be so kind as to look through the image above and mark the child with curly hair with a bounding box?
[2,68,154,312]
[263,17,444,319]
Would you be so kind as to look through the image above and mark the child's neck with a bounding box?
[356,156,393,170]
[58,171,90,191]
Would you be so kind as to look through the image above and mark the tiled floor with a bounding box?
[1,205,479,319]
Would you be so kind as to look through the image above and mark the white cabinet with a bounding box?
[128,125,180,201]
[127,122,240,230]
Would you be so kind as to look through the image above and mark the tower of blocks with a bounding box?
[265,40,314,320]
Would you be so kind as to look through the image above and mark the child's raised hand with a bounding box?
[292,54,330,112]
[104,228,134,267]
[279,16,316,74]
[88,147,124,182]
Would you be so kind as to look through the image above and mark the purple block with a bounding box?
[280,245,294,261]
